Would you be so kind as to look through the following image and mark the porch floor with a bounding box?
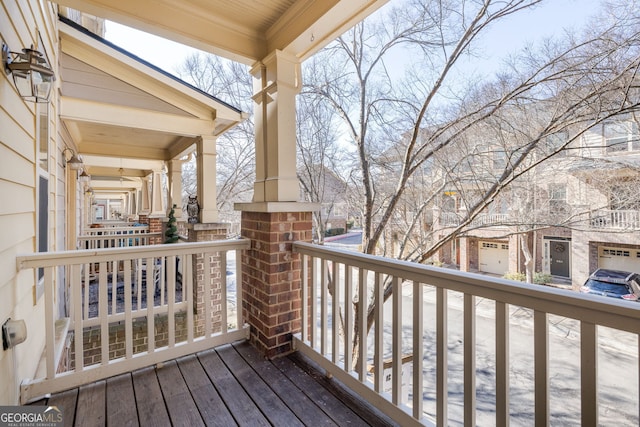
[31,341,396,427]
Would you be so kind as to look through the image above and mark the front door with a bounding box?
[550,240,570,277]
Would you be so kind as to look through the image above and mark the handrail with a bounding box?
[17,239,250,403]
[293,241,640,426]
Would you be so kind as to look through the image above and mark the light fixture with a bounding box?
[62,147,83,170]
[2,43,55,102]
[78,169,91,183]
[2,318,27,350]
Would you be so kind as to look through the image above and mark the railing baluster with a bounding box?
[167,255,176,347]
[83,262,90,320]
[44,267,55,379]
[392,276,402,405]
[124,260,133,359]
[235,249,243,330]
[204,252,212,337]
[220,251,228,333]
[310,257,318,349]
[345,265,353,372]
[146,257,155,353]
[495,301,509,427]
[464,294,476,426]
[111,260,117,315]
[332,260,340,364]
[374,272,383,393]
[413,280,423,419]
[186,254,194,343]
[534,310,549,425]
[99,264,109,365]
[321,259,328,356]
[357,268,367,381]
[436,287,448,426]
[301,254,309,343]
[71,264,83,372]
[581,321,598,426]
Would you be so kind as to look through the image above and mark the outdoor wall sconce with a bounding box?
[2,43,55,102]
[62,147,83,170]
[78,169,91,183]
[2,318,27,350]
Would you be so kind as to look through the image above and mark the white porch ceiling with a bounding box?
[56,0,388,64]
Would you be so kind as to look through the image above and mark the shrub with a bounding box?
[503,272,526,282]
[164,204,179,244]
[534,272,553,285]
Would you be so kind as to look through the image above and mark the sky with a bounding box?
[103,0,603,78]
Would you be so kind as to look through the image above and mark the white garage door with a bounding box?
[598,247,640,273]
[479,241,509,275]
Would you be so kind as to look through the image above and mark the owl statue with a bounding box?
[186,195,200,224]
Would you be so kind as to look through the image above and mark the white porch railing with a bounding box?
[440,212,509,227]
[77,232,161,249]
[590,209,640,229]
[17,239,249,403]
[293,242,640,426]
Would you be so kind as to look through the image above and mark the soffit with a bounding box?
[55,0,388,64]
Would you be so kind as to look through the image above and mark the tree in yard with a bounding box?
[300,0,640,366]
[177,54,255,225]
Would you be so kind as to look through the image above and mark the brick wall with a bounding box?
[69,312,188,369]
[241,211,313,358]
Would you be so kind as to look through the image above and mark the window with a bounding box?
[492,150,507,170]
[35,102,50,300]
[549,184,569,218]
[545,131,569,157]
[604,121,639,153]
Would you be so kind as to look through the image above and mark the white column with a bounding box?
[197,136,218,223]
[250,50,301,202]
[139,175,151,216]
[149,169,165,217]
[167,158,184,218]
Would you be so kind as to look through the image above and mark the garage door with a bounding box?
[598,247,640,273]
[479,241,509,275]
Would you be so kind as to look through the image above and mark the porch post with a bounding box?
[167,159,183,219]
[236,50,318,358]
[250,50,301,202]
[149,169,165,218]
[139,175,151,216]
[197,136,218,223]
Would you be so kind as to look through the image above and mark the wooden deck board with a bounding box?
[197,347,271,427]
[75,380,106,427]
[47,388,77,427]
[106,373,139,427]
[131,366,171,427]
[155,360,205,427]
[217,344,304,427]
[176,354,237,427]
[32,341,395,427]
[233,341,338,427]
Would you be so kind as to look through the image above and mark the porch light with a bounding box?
[63,147,83,170]
[2,43,55,102]
[2,318,27,350]
[78,169,91,183]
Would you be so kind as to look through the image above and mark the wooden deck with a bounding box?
[31,341,397,426]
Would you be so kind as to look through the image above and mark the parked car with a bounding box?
[580,268,640,301]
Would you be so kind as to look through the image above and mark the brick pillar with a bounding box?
[240,210,313,358]
[187,223,229,336]
[148,217,164,244]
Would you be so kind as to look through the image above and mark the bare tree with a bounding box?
[301,0,640,365]
[177,54,255,223]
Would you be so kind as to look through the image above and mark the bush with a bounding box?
[534,272,553,285]
[164,204,179,244]
[503,272,526,282]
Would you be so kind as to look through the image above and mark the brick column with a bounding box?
[148,217,164,245]
[239,208,313,358]
[187,223,229,336]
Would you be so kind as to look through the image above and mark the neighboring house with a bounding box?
[432,114,640,287]
[299,164,349,238]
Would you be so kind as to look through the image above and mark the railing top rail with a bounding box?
[293,241,640,332]
[77,232,162,241]
[83,226,149,232]
[17,238,250,269]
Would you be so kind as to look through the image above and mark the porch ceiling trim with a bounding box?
[60,97,217,137]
